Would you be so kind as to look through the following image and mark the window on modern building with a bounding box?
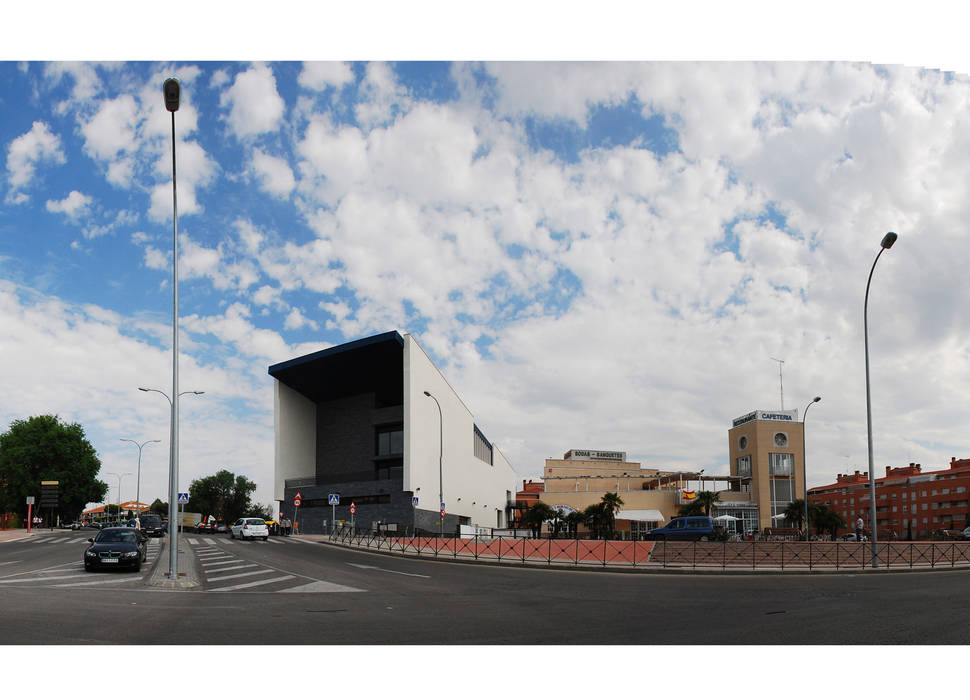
[769,453,793,476]
[376,425,403,456]
[737,455,751,477]
[473,425,493,465]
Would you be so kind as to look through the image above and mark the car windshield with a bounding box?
[96,530,137,544]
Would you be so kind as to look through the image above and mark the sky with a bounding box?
[4,8,970,525]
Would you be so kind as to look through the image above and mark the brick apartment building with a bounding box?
[808,458,970,539]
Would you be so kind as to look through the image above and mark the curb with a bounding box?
[147,536,202,590]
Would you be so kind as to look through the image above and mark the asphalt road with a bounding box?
[2,531,970,644]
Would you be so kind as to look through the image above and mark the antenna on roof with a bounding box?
[770,357,785,409]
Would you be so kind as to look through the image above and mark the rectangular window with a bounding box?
[902,493,907,500]
[737,456,751,477]
[376,425,403,456]
[772,479,794,502]
[473,425,493,465]
[769,453,794,476]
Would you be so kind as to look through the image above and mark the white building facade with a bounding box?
[270,331,517,535]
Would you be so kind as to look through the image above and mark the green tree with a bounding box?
[677,499,705,517]
[149,498,167,515]
[810,504,846,540]
[0,415,107,522]
[520,501,557,538]
[187,469,260,524]
[783,499,806,531]
[564,510,585,538]
[694,490,720,516]
[600,492,624,539]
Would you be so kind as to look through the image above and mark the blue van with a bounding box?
[646,516,722,541]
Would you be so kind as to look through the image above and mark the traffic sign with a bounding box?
[177,492,189,504]
[440,507,446,518]
[25,496,34,505]
[293,492,302,508]
[412,496,419,507]
[349,503,356,515]
[328,493,340,505]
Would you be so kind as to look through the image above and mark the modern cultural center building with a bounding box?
[269,331,518,535]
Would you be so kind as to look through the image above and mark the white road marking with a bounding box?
[208,575,295,592]
[279,580,365,593]
[0,561,21,566]
[186,538,198,545]
[53,576,142,587]
[197,554,234,561]
[205,563,256,574]
[206,568,276,582]
[347,563,430,578]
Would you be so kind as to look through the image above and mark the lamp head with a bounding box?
[163,78,181,112]
[880,231,897,249]
[423,391,431,397]
[138,387,149,392]
[813,396,822,403]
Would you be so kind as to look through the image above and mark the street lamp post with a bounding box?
[120,438,161,519]
[163,76,182,581]
[139,385,203,579]
[802,396,821,541]
[104,471,132,517]
[864,231,898,568]
[423,391,443,538]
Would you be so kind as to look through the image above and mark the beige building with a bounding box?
[540,449,703,537]
[728,409,805,532]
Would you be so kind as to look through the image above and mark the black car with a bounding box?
[139,513,165,538]
[83,527,148,571]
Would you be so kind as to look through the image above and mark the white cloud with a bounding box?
[45,190,93,221]
[220,63,286,139]
[284,307,318,331]
[6,120,65,192]
[250,148,295,198]
[298,62,354,91]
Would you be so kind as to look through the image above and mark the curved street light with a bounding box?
[864,231,898,568]
[802,396,821,541]
[104,471,132,517]
[120,438,161,518]
[423,391,444,538]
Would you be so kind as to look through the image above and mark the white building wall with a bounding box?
[273,379,316,501]
[403,334,517,529]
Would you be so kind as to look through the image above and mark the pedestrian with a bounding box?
[855,515,864,542]
[283,517,291,536]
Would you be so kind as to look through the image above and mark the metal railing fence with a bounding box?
[327,530,970,571]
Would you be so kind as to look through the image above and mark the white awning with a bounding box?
[615,509,665,522]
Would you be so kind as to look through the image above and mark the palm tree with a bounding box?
[694,490,720,516]
[783,499,806,531]
[521,501,557,538]
[600,492,624,539]
[583,503,606,539]
[564,510,585,538]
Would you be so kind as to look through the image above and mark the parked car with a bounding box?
[646,516,724,541]
[231,517,269,541]
[960,526,970,540]
[214,521,228,534]
[839,533,868,542]
[138,513,165,538]
[195,520,214,534]
[83,527,148,572]
[70,521,83,530]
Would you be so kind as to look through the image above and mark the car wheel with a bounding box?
[133,561,141,572]
[84,563,93,572]
[230,531,235,539]
[262,537,268,541]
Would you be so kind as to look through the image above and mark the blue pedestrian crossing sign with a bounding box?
[177,492,189,504]
[328,493,340,506]
[412,496,419,506]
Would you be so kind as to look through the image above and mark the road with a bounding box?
[2,531,970,644]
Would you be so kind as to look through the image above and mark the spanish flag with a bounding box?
[682,489,696,500]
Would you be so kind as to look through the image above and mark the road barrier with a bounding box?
[327,530,970,571]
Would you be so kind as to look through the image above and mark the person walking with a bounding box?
[855,515,864,542]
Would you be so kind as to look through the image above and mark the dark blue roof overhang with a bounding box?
[268,331,404,404]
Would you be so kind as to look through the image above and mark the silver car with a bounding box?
[231,517,269,541]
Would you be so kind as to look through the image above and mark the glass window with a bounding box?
[737,456,751,477]
[376,426,403,456]
[769,453,794,476]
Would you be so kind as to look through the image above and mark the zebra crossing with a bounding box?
[0,536,164,588]
[190,538,365,594]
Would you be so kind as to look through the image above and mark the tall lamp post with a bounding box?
[163,76,182,581]
[139,385,203,579]
[801,396,821,541]
[120,438,161,518]
[104,471,132,517]
[423,391,443,538]
[864,231,898,568]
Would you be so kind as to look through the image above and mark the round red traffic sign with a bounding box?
[440,508,446,518]
[350,503,356,515]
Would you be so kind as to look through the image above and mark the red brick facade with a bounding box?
[808,458,970,539]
